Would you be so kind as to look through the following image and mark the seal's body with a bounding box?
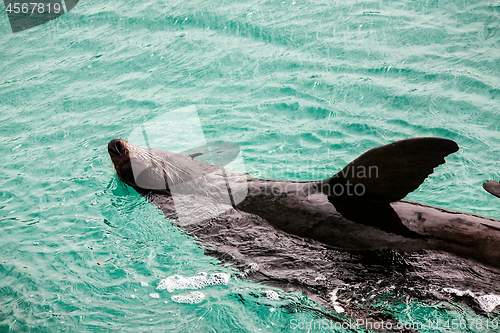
[108,137,500,269]
[484,180,500,199]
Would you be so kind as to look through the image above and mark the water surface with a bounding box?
[1,0,500,331]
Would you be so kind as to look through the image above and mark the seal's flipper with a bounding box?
[180,142,240,167]
[180,145,211,162]
[323,137,458,238]
[328,197,423,238]
[484,180,500,199]
[188,152,203,159]
[324,137,459,202]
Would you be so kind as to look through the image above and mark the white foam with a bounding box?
[443,288,500,313]
[149,293,160,299]
[157,272,230,292]
[443,288,475,298]
[140,281,149,287]
[248,263,259,271]
[171,291,205,304]
[264,290,280,300]
[477,294,500,313]
[329,288,345,314]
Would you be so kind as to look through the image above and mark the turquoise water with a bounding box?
[1,0,500,331]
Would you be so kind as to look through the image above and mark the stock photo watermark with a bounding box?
[3,0,79,32]
[289,318,500,331]
[126,106,248,226]
[120,106,380,226]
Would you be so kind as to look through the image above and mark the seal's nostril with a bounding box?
[115,141,122,155]
[108,139,124,157]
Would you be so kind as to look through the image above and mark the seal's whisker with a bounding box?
[129,146,190,183]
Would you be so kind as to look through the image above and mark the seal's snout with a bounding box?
[108,138,131,173]
[108,139,126,157]
[107,138,170,192]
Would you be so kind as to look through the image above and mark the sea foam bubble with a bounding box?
[171,291,205,304]
[157,272,230,292]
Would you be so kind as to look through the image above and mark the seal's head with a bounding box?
[108,139,137,188]
[108,139,195,192]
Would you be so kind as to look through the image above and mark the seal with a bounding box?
[107,137,500,269]
[484,180,500,199]
[108,137,500,324]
